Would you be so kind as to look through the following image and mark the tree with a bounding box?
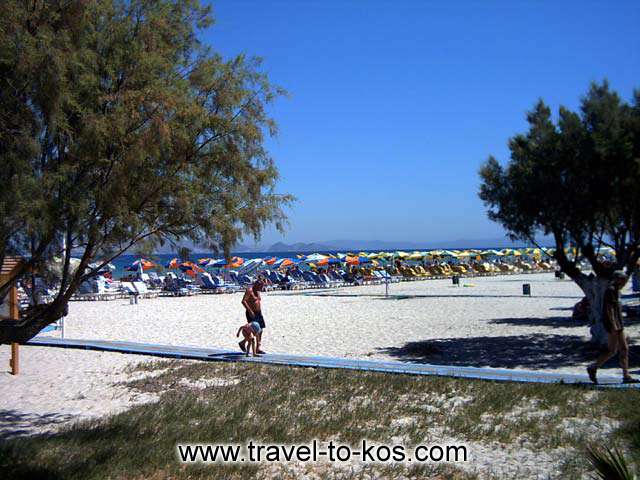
[177,246,192,263]
[0,0,292,343]
[479,81,640,344]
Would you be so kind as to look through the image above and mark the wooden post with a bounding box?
[9,284,19,375]
[1,256,26,375]
[10,342,19,375]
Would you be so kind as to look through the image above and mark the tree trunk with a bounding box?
[575,275,610,346]
[0,302,67,345]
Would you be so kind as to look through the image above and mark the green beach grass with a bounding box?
[1,360,638,479]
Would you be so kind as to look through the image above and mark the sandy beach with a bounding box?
[1,272,638,478]
[42,272,638,372]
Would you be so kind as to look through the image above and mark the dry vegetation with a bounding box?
[1,360,638,479]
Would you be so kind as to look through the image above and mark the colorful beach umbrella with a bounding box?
[179,261,204,273]
[202,258,227,267]
[274,258,296,267]
[224,257,245,268]
[125,258,155,271]
[345,256,359,265]
[166,258,180,269]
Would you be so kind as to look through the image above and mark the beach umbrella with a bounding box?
[407,252,424,260]
[395,251,410,258]
[264,257,277,265]
[274,258,296,267]
[345,256,360,265]
[179,261,204,274]
[456,251,473,258]
[200,258,226,268]
[440,250,458,258]
[166,258,180,269]
[224,257,245,268]
[327,257,342,265]
[125,258,155,271]
[87,261,116,273]
[305,253,328,262]
[481,249,503,256]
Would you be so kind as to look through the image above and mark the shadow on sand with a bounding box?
[490,315,640,329]
[376,333,640,371]
[0,409,75,441]
[295,292,582,300]
[488,316,585,329]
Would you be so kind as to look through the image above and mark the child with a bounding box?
[237,321,262,357]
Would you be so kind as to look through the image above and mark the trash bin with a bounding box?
[555,271,565,279]
[452,275,460,285]
[522,283,531,296]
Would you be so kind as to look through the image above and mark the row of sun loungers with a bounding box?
[62,260,558,302]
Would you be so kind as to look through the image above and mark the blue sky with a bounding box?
[204,0,640,246]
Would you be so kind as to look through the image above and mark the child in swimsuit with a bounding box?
[236,321,262,357]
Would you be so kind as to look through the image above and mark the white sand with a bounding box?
[1,272,637,477]
[0,347,157,439]
[52,272,637,373]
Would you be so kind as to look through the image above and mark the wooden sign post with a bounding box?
[1,257,25,375]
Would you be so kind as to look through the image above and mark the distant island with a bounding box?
[153,236,550,255]
[232,236,550,254]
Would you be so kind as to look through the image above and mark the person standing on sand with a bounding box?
[587,271,638,384]
[239,279,266,354]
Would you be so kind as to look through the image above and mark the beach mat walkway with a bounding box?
[27,337,638,389]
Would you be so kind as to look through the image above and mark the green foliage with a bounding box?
[586,443,636,480]
[0,0,292,342]
[177,246,192,262]
[479,82,640,278]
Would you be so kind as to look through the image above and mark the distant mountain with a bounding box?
[262,236,552,253]
[152,236,552,255]
[267,241,338,252]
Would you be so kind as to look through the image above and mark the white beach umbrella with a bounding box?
[305,253,328,262]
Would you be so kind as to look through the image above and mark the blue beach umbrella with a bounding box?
[202,258,227,268]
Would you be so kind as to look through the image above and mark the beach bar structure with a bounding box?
[0,256,24,375]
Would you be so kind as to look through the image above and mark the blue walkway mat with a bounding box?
[26,337,639,389]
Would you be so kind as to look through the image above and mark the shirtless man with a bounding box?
[240,279,266,354]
